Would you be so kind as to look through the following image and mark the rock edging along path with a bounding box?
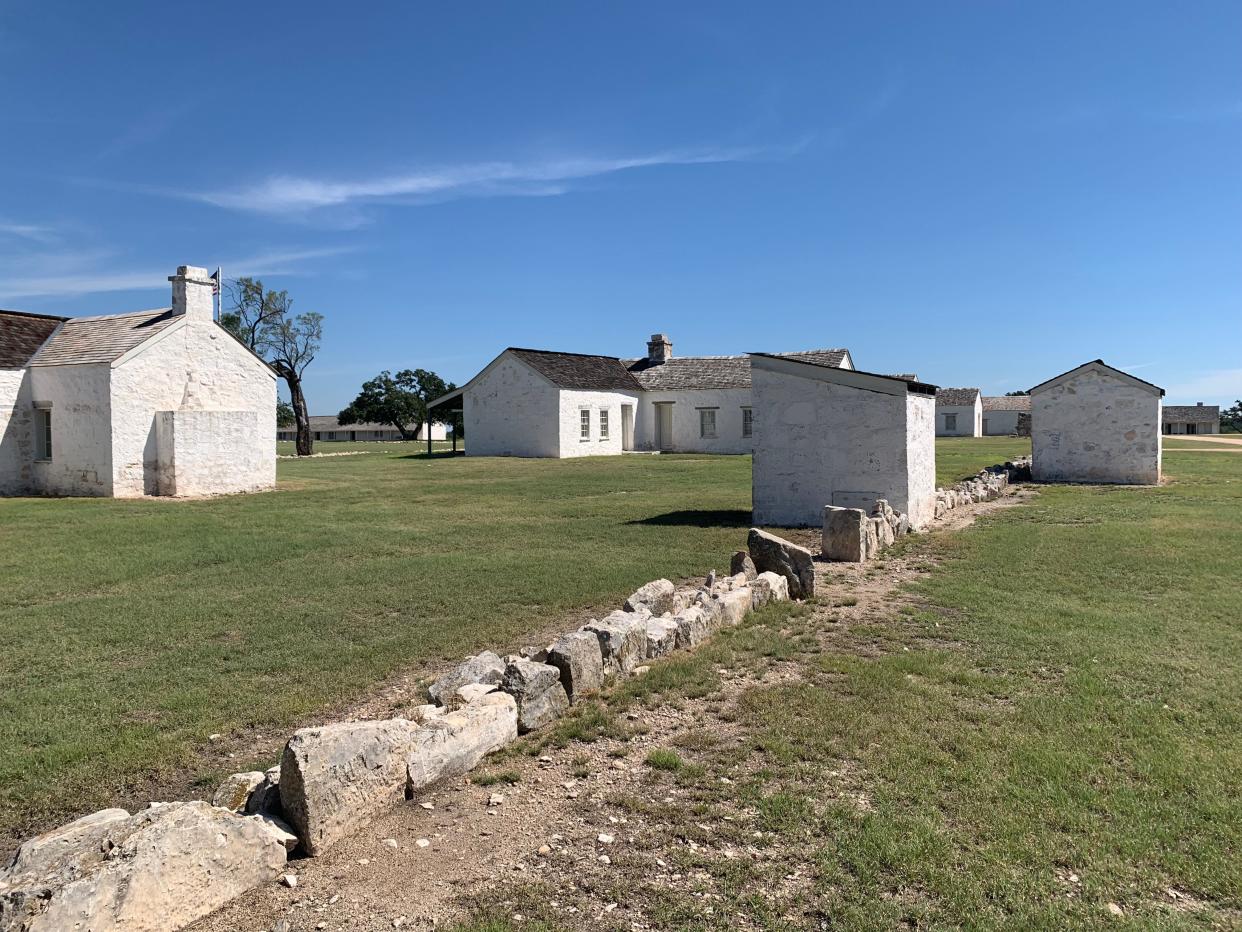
[1,534,804,931]
[0,458,1029,931]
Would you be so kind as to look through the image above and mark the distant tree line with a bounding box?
[1222,400,1242,433]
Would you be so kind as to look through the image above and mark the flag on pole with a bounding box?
[210,267,222,320]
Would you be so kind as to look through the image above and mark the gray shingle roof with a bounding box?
[29,308,179,367]
[1163,405,1219,422]
[625,355,751,390]
[509,348,643,392]
[624,348,851,391]
[982,395,1030,412]
[0,310,65,367]
[936,387,980,406]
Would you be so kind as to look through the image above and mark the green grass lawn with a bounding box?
[0,437,1068,847]
[934,435,1030,486]
[453,446,1240,929]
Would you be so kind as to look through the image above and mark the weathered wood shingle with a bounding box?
[28,308,178,366]
[0,310,65,367]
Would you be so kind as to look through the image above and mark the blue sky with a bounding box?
[2,1,1239,410]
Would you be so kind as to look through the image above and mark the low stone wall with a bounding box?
[0,530,813,932]
[821,457,1031,563]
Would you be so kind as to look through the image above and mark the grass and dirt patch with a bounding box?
[448,449,1241,929]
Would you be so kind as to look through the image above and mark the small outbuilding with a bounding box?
[981,395,1031,436]
[1162,403,1220,435]
[935,387,982,436]
[0,265,277,497]
[1029,359,1163,485]
[749,353,937,529]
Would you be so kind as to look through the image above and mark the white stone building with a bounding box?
[0,266,277,497]
[749,354,937,529]
[430,335,856,458]
[1030,359,1163,485]
[276,416,446,443]
[935,387,982,437]
[981,395,1031,436]
[1162,403,1220,435]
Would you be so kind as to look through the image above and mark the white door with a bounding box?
[621,405,635,451]
[655,404,673,451]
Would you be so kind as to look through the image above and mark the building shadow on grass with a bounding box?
[627,509,753,528]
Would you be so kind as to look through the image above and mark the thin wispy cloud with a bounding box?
[0,220,61,245]
[0,246,356,302]
[190,148,758,215]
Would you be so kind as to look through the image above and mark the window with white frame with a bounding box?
[698,407,717,439]
[944,413,957,431]
[599,408,610,440]
[741,406,753,438]
[580,408,591,440]
[35,407,52,460]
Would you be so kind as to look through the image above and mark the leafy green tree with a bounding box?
[276,400,296,428]
[224,277,323,456]
[339,369,456,440]
[1221,400,1242,433]
[1004,390,1029,397]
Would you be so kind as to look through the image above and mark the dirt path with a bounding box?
[191,490,1033,932]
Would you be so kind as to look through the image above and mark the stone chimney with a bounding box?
[169,265,215,322]
[647,333,672,365]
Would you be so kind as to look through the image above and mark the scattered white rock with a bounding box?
[280,873,298,888]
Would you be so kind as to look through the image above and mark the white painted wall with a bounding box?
[936,398,982,436]
[982,410,1023,436]
[28,362,114,496]
[110,319,277,497]
[1163,420,1218,435]
[558,389,640,457]
[0,368,34,494]
[1031,366,1162,485]
[464,352,559,457]
[751,359,935,528]
[156,409,271,496]
[903,393,937,529]
[634,388,753,454]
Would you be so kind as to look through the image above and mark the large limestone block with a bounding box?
[279,718,421,856]
[822,506,868,562]
[583,610,650,676]
[623,579,675,616]
[747,528,816,600]
[428,651,505,707]
[212,771,266,812]
[673,605,712,650]
[407,692,518,791]
[0,802,287,932]
[752,571,790,607]
[645,617,680,658]
[729,551,758,580]
[716,587,753,627]
[501,659,570,733]
[547,631,605,703]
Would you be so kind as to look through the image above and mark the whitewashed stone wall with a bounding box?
[0,368,34,494]
[1032,367,1162,485]
[983,409,1023,436]
[464,353,560,457]
[634,388,753,454]
[28,363,114,496]
[156,410,272,496]
[558,389,639,457]
[936,399,982,436]
[751,358,936,528]
[904,393,937,528]
[110,320,276,497]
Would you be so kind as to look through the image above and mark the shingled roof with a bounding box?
[29,308,179,367]
[936,387,980,406]
[982,395,1030,412]
[1164,405,1219,423]
[509,348,644,392]
[623,348,852,391]
[0,310,65,367]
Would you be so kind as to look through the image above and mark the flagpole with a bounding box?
[216,266,223,321]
